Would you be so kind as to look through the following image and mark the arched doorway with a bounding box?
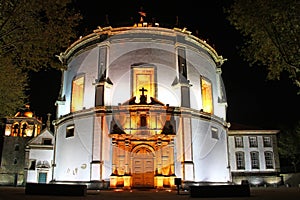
[131,146,155,188]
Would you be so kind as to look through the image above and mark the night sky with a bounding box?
[29,0,300,130]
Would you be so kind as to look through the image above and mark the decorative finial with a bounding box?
[46,113,51,130]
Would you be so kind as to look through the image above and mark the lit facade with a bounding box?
[228,129,281,186]
[53,24,231,189]
[25,129,54,184]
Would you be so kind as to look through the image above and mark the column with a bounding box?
[169,139,176,187]
[155,138,164,188]
[90,115,102,182]
[181,115,194,181]
[123,139,131,189]
[110,138,118,188]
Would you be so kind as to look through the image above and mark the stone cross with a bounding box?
[139,87,147,96]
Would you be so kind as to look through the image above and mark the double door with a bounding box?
[132,147,154,187]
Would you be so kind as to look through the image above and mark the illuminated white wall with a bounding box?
[174,117,230,183]
[53,116,94,182]
[26,129,54,184]
[57,28,227,121]
[26,149,53,183]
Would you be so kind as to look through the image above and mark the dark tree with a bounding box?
[0,57,27,119]
[226,0,300,93]
[0,0,82,119]
[278,121,300,173]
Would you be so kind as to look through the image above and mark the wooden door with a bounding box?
[132,147,154,188]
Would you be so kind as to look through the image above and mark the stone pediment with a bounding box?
[27,129,54,145]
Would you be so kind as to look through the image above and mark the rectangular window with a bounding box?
[236,152,245,169]
[140,115,147,128]
[177,47,187,78]
[71,75,84,112]
[211,127,218,139]
[235,136,243,148]
[132,66,156,103]
[29,160,36,170]
[263,136,272,147]
[264,151,274,169]
[42,138,52,145]
[95,85,104,106]
[66,125,75,138]
[249,136,258,147]
[14,144,20,151]
[201,77,213,114]
[250,151,260,169]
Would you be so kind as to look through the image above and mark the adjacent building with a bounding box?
[228,125,281,186]
[0,106,43,186]
[25,128,54,184]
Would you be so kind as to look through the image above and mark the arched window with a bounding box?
[235,151,245,169]
[264,151,274,169]
[11,123,19,137]
[21,122,28,137]
[71,75,85,112]
[14,144,20,151]
[250,151,260,169]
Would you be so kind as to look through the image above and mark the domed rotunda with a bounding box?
[53,20,230,189]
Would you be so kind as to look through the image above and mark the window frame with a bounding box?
[249,136,258,147]
[14,144,20,151]
[263,136,272,147]
[29,159,36,170]
[250,151,260,169]
[211,127,218,139]
[66,125,75,138]
[200,76,213,114]
[71,75,85,112]
[42,138,52,145]
[235,151,245,169]
[234,136,244,148]
[264,151,274,169]
[131,64,157,103]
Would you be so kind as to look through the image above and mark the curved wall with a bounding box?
[53,26,230,188]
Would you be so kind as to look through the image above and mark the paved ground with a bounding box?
[0,186,299,200]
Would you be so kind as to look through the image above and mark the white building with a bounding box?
[228,127,281,186]
[52,22,230,189]
[25,128,54,184]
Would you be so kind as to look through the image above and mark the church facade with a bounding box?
[53,23,230,189]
